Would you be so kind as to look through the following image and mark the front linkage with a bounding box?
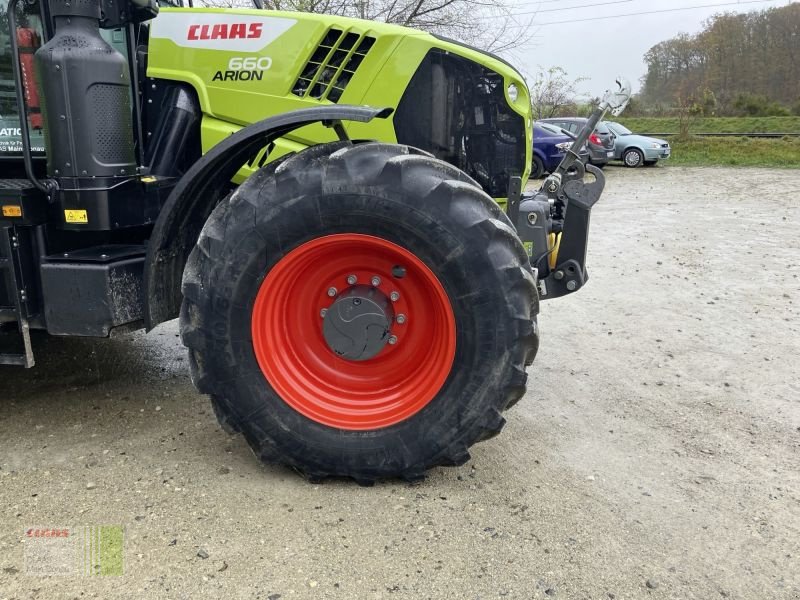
[509,79,632,299]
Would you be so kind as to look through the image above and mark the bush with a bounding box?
[732,93,791,117]
[766,102,791,117]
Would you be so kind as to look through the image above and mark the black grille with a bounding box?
[395,50,526,198]
[88,84,135,163]
[291,30,375,103]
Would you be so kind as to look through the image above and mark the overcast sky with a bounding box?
[507,0,798,97]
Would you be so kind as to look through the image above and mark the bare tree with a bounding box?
[528,66,587,120]
[197,0,533,52]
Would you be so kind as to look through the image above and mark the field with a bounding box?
[1,167,798,599]
[617,116,800,134]
[667,135,800,167]
[608,116,800,168]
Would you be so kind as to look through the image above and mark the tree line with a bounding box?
[639,3,800,117]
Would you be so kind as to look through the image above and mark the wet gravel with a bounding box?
[1,165,799,599]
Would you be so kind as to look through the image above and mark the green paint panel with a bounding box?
[147,8,532,193]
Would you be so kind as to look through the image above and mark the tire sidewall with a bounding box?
[532,156,545,179]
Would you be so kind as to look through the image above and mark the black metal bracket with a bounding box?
[0,226,35,367]
[538,163,605,300]
[506,175,522,225]
[323,119,350,141]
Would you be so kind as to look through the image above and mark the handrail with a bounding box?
[6,0,56,196]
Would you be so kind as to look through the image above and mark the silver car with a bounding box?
[604,121,671,167]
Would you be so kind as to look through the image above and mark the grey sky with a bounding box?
[508,0,797,97]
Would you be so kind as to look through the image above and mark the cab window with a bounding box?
[0,0,46,154]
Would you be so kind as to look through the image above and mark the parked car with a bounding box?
[604,121,671,167]
[531,122,589,178]
[538,117,615,167]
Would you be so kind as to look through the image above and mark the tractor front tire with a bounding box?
[180,142,539,483]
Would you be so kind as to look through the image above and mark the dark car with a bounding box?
[531,122,589,178]
[538,117,615,167]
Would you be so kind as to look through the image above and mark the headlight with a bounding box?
[651,143,661,149]
[556,142,572,152]
[507,83,519,102]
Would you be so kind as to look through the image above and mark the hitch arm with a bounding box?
[511,78,631,299]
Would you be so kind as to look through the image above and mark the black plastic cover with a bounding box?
[40,245,145,336]
[34,10,137,178]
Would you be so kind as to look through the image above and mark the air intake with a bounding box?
[292,29,376,103]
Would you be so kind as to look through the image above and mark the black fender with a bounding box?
[143,105,393,330]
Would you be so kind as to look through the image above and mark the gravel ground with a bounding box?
[1,165,799,599]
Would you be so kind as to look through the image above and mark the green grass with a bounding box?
[616,116,800,134]
[665,136,800,167]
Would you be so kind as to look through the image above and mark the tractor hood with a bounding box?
[147,8,532,196]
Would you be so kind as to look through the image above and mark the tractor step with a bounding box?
[0,226,34,367]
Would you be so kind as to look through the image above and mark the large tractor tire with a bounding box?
[180,142,539,483]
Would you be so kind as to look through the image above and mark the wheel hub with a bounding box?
[251,234,456,430]
[322,285,394,360]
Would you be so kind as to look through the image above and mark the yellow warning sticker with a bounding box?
[2,205,22,218]
[64,209,89,224]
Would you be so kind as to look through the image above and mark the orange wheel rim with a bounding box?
[251,234,457,430]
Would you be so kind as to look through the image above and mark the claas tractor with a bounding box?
[1,0,630,482]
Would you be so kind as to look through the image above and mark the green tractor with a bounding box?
[1,0,629,482]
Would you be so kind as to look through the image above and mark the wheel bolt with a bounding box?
[390,291,400,302]
[327,287,337,297]
[566,280,577,291]
[388,335,398,345]
[396,314,406,324]
[320,308,328,317]
[346,274,357,285]
[371,276,381,287]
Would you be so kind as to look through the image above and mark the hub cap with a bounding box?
[625,151,641,166]
[251,234,457,430]
[322,285,394,361]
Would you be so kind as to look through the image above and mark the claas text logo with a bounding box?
[188,23,263,40]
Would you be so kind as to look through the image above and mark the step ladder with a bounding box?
[0,226,34,367]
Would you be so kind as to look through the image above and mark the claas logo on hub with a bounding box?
[188,23,263,41]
